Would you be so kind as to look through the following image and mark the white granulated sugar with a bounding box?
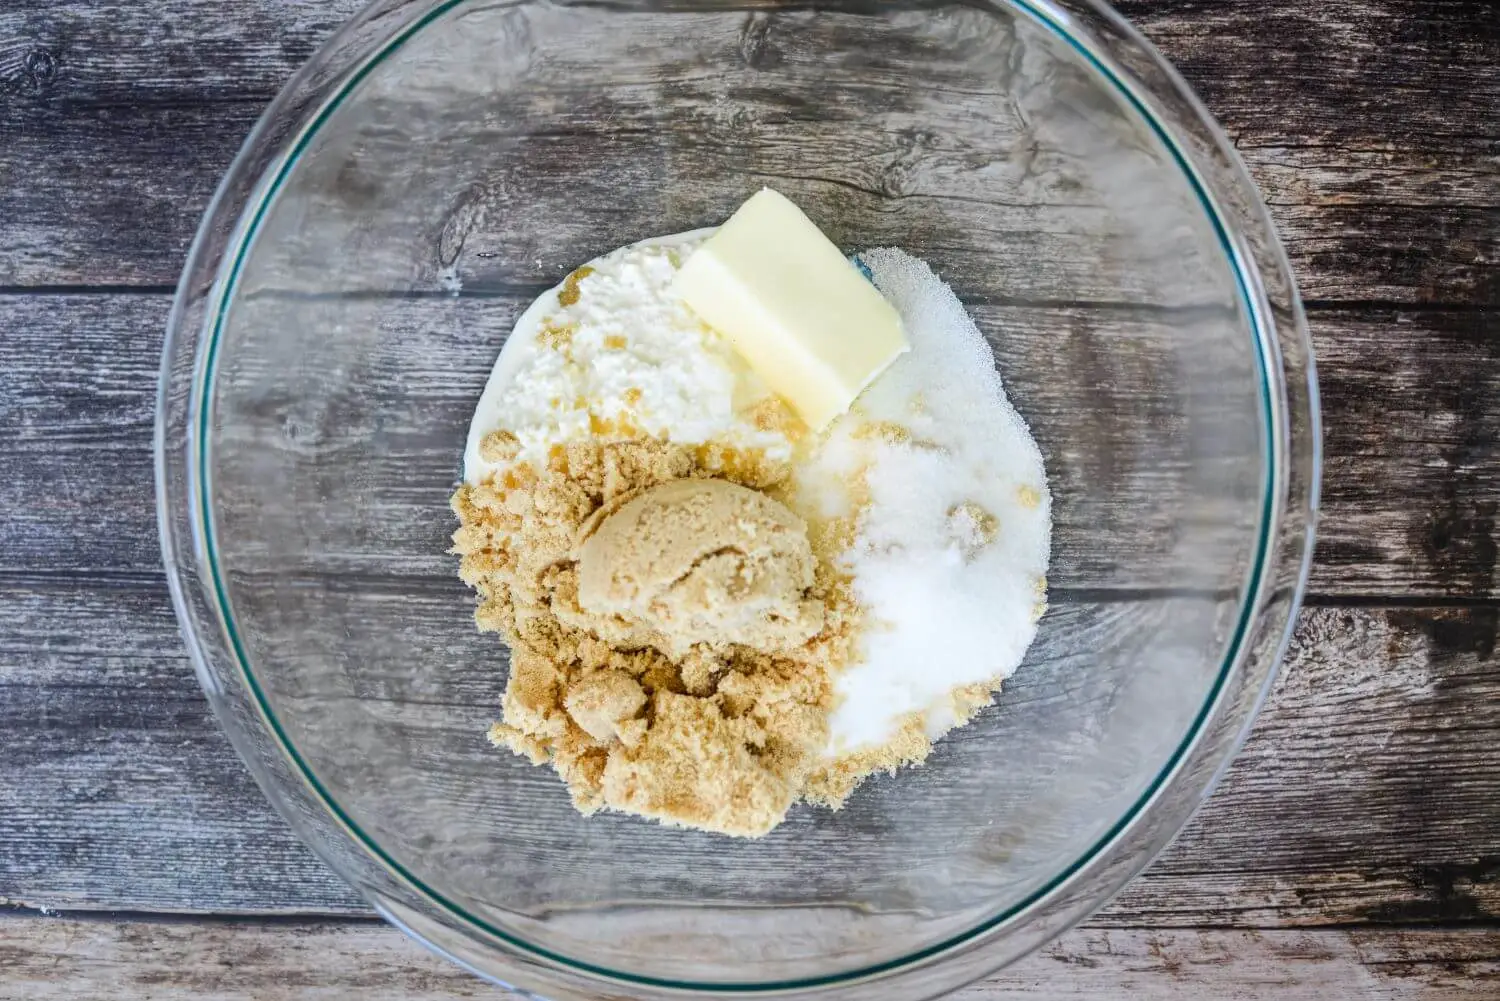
[819,248,1052,755]
[464,232,786,483]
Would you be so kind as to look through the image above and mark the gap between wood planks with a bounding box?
[0,282,1496,319]
[8,902,1497,932]
[4,565,1498,609]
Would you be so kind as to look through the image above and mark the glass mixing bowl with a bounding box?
[156,1,1320,997]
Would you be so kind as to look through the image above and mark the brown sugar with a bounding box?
[452,437,859,837]
[556,265,594,308]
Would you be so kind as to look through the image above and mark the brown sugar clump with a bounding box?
[556,265,594,308]
[575,478,825,659]
[947,500,1000,562]
[453,437,858,837]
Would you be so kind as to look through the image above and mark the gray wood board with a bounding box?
[4,597,1497,925]
[2,293,1495,597]
[1,0,1498,990]
[0,917,1496,1001]
[0,1,1496,301]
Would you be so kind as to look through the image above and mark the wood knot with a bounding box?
[1,43,60,97]
[738,13,781,70]
[879,129,938,198]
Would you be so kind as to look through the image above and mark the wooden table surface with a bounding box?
[2,0,1498,997]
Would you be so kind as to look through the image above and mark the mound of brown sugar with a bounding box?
[451,433,859,837]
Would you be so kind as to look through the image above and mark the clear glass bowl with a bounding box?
[156,1,1320,998]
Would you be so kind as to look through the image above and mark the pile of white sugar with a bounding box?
[807,248,1052,755]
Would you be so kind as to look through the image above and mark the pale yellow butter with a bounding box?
[672,188,909,430]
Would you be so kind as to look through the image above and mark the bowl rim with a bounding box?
[156,0,1321,996]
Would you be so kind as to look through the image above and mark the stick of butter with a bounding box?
[672,188,909,431]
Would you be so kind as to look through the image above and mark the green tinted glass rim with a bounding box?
[193,0,1279,991]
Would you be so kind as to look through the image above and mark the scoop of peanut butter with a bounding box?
[576,478,824,657]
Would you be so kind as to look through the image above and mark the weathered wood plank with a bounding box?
[3,294,1495,598]
[0,579,364,916]
[1314,307,1500,599]
[1120,0,1500,152]
[3,595,1497,924]
[0,916,1495,1000]
[12,104,1487,306]
[0,105,249,289]
[1104,605,1500,927]
[1241,148,1500,306]
[6,0,1492,146]
[1,1,1495,302]
[0,0,342,104]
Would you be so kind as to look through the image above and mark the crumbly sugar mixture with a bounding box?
[451,432,859,837]
[454,231,1051,837]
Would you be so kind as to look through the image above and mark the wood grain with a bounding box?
[0,579,362,916]
[3,293,1495,597]
[0,1,1496,301]
[1120,0,1500,148]
[1105,605,1500,928]
[0,916,1495,1001]
[1,0,1498,993]
[4,594,1497,924]
[1241,147,1500,307]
